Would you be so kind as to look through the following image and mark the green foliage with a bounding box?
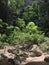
[31,32,44,44]
[8,0,24,14]
[0,34,7,42]
[37,2,49,32]
[6,25,14,35]
[40,37,49,51]
[26,22,44,44]
[14,26,20,31]
[23,5,33,21]
[6,30,30,44]
[0,18,44,46]
[0,19,3,23]
[26,22,38,33]
[15,18,25,30]
[23,2,38,22]
[0,0,48,47]
[22,1,49,32]
[0,19,3,27]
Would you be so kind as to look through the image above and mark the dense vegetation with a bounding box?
[0,0,49,48]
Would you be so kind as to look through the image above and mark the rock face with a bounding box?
[25,62,49,65]
[30,45,42,57]
[22,54,49,65]
[44,56,49,62]
[0,46,20,65]
[0,45,49,65]
[8,44,42,59]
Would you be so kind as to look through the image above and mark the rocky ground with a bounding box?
[0,44,49,65]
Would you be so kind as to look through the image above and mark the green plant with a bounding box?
[23,3,38,22]
[6,25,14,35]
[26,22,38,33]
[31,32,44,44]
[8,0,24,14]
[0,34,7,42]
[15,18,25,30]
[0,19,3,26]
[26,22,45,44]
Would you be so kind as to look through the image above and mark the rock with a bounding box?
[8,48,16,54]
[0,53,20,65]
[8,59,16,65]
[30,45,42,57]
[1,52,16,59]
[24,62,49,65]
[44,56,49,62]
[29,52,36,57]
[33,50,42,57]
[19,52,28,57]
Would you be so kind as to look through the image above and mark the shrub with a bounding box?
[15,18,25,30]
[6,29,33,45]
[31,32,44,44]
[0,34,7,42]
[0,19,2,22]
[40,37,49,51]
[0,19,45,46]
[26,22,38,33]
[6,25,14,35]
[26,22,44,44]
[23,3,38,22]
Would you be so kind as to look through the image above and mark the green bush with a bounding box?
[5,27,21,44]
[6,29,44,45]
[0,19,3,27]
[0,34,7,42]
[40,37,49,50]
[26,22,44,44]
[8,0,24,14]
[6,29,33,45]
[0,19,45,46]
[26,22,38,33]
[6,25,14,35]
[31,32,44,44]
[15,18,25,30]
[23,3,38,22]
